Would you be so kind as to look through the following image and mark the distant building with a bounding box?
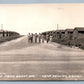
[48,30,56,37]
[0,30,4,37]
[0,30,20,37]
[65,29,73,40]
[73,27,84,40]
[55,30,61,39]
[60,30,65,39]
[65,29,73,35]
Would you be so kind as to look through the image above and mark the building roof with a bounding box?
[0,30,19,35]
[42,30,56,34]
[74,27,84,31]
[65,29,73,32]
[60,30,65,33]
[56,30,61,32]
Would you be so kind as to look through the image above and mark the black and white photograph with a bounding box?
[0,3,84,80]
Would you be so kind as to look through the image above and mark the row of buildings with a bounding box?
[0,30,20,37]
[0,30,20,43]
[42,27,84,49]
[42,27,84,40]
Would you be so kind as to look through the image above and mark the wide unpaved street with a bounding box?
[0,36,84,80]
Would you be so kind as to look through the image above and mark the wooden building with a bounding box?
[73,27,84,40]
[65,29,73,40]
[0,30,4,37]
[60,30,65,39]
[55,30,61,39]
[0,30,20,37]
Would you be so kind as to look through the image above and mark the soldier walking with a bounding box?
[41,34,44,43]
[35,33,37,43]
[37,35,39,43]
[46,34,49,43]
[27,33,31,43]
[49,35,53,42]
[30,33,33,43]
[33,34,35,43]
[38,33,41,43]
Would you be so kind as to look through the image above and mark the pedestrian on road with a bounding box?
[27,33,31,43]
[38,33,41,43]
[41,34,44,43]
[30,33,33,43]
[49,35,53,42]
[46,35,49,43]
[35,33,37,43]
[33,34,35,43]
[37,35,39,43]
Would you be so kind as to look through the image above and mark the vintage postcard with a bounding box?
[0,3,84,81]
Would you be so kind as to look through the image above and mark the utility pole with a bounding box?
[57,24,59,30]
[1,24,3,30]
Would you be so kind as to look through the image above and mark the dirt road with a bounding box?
[0,36,84,80]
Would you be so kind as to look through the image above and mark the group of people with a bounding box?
[27,33,44,43]
[27,33,53,43]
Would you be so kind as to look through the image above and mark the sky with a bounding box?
[0,4,84,35]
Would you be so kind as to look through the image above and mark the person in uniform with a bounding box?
[33,34,35,43]
[35,33,37,43]
[38,33,41,43]
[37,35,39,43]
[49,35,53,42]
[46,34,49,43]
[27,33,30,43]
[30,33,33,43]
[41,34,44,43]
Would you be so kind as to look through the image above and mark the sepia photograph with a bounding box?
[0,3,84,81]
